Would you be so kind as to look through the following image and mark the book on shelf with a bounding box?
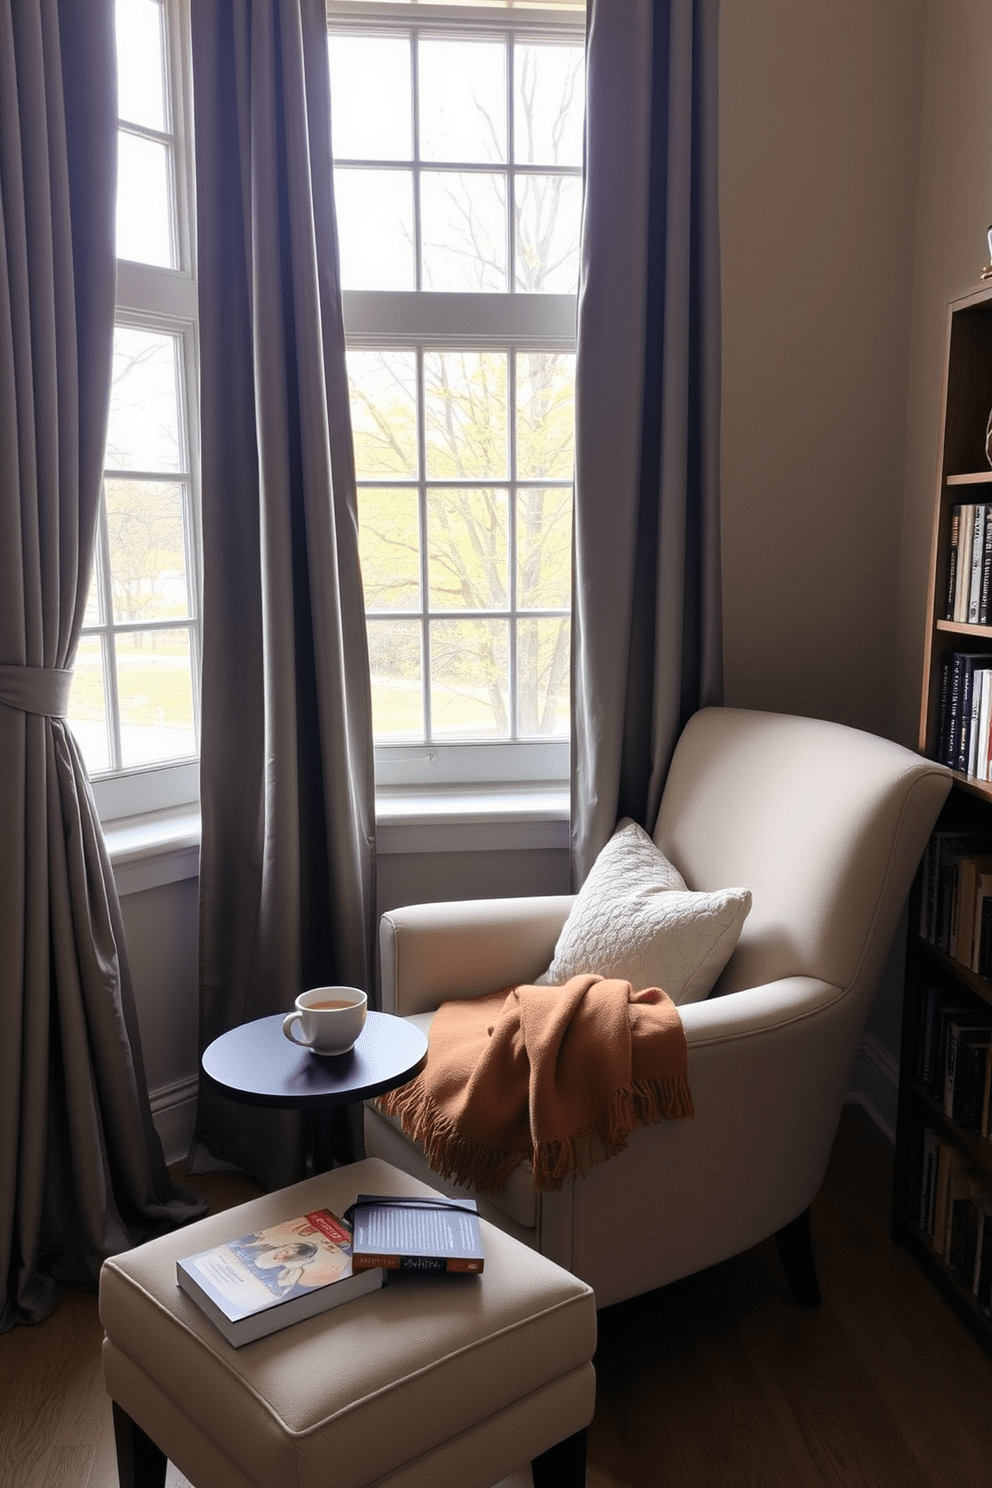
[918,831,992,951]
[968,504,987,625]
[944,1018,992,1127]
[945,505,962,620]
[348,1194,485,1274]
[176,1207,384,1347]
[976,1198,992,1317]
[932,1142,972,1257]
[952,855,992,966]
[946,1169,987,1280]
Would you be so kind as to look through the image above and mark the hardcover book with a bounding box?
[348,1194,485,1274]
[176,1207,384,1347]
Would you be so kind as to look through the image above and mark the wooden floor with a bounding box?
[2,1105,991,1488]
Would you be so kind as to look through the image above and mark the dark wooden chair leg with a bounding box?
[532,1426,587,1487]
[775,1206,821,1307]
[112,1401,168,1488]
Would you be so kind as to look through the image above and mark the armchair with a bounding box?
[365,708,951,1310]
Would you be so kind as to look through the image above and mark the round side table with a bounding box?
[202,1010,427,1172]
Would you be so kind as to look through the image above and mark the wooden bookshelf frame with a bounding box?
[899,285,992,1358]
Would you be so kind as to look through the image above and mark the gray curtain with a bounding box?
[571,0,723,882]
[191,0,376,1190]
[0,0,204,1332]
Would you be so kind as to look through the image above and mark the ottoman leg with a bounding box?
[531,1427,587,1487]
[112,1401,168,1488]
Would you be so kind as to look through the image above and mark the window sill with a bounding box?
[105,786,570,894]
[376,784,569,854]
[104,807,202,896]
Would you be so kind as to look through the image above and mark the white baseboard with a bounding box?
[847,1031,899,1145]
[149,1075,199,1169]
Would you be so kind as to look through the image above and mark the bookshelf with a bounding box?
[895,283,992,1357]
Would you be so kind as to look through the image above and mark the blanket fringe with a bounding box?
[377,1071,694,1196]
[532,1074,694,1192]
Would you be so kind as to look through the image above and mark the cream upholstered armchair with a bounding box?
[365,708,951,1310]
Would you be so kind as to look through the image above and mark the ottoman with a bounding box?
[100,1157,597,1488]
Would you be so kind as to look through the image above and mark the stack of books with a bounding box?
[176,1194,485,1347]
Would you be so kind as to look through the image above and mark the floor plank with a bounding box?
[1,1106,991,1488]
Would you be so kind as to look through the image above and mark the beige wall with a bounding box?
[895,0,992,750]
[719,0,992,1066]
[719,0,925,738]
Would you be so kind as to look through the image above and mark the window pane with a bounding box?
[428,489,507,610]
[514,42,583,166]
[419,39,506,164]
[359,488,420,610]
[517,487,571,608]
[516,350,575,477]
[107,327,182,472]
[329,34,411,160]
[367,618,423,739]
[430,618,509,737]
[348,349,418,477]
[82,553,104,627]
[105,480,190,624]
[515,173,581,292]
[68,637,111,773]
[424,351,508,479]
[117,627,196,766]
[421,171,507,291]
[335,169,415,290]
[115,0,167,132]
[117,130,174,267]
[517,617,570,736]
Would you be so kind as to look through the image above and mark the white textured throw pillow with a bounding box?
[537,818,751,1005]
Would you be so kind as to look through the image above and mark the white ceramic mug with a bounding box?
[282,986,367,1055]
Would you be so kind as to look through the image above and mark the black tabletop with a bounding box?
[201,1010,428,1110]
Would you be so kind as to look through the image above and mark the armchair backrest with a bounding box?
[653,707,951,997]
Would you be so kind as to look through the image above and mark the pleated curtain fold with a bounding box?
[571,0,723,882]
[0,0,204,1333]
[190,0,376,1191]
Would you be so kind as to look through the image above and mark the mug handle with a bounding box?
[282,1012,313,1046]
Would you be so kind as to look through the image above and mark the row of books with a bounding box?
[912,1125,992,1315]
[935,653,992,779]
[917,830,992,973]
[945,503,992,624]
[917,987,992,1137]
[176,1194,484,1347]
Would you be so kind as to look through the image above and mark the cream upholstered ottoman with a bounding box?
[100,1157,596,1488]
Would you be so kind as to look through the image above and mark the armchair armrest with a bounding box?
[379,896,575,1016]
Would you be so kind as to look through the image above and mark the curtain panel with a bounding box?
[571,0,723,883]
[0,0,203,1332]
[191,0,376,1190]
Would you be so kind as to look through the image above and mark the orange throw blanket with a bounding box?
[376,975,694,1196]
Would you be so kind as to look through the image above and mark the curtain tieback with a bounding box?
[0,664,73,717]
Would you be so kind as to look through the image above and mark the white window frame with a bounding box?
[328,0,583,790]
[86,0,201,823]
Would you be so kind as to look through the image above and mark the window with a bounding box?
[69,0,200,819]
[328,1,584,787]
